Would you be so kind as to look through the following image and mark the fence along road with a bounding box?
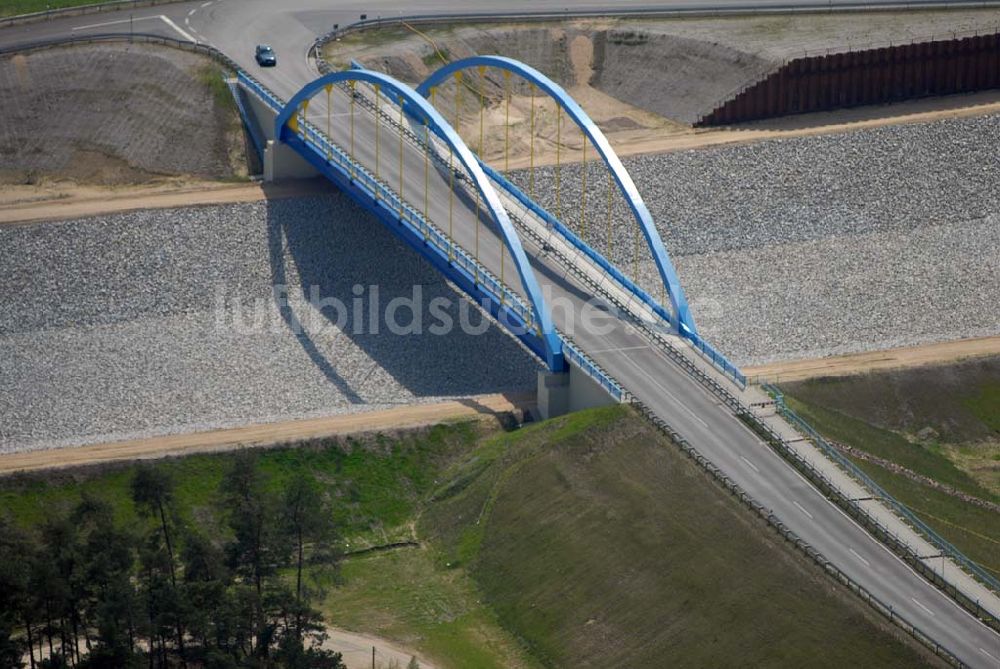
[4,1,1000,666]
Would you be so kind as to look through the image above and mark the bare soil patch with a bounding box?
[0,393,533,475]
[0,42,246,187]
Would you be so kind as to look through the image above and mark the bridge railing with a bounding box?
[562,339,625,402]
[763,384,1000,605]
[480,162,748,389]
[631,398,967,668]
[337,72,747,390]
[237,70,283,112]
[281,82,635,400]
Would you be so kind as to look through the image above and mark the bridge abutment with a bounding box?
[263,139,319,182]
[536,364,618,420]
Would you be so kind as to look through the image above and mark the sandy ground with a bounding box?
[0,178,331,225]
[499,88,1000,170]
[0,393,533,475]
[323,627,437,669]
[743,335,1000,383]
[0,44,245,184]
[6,88,1000,221]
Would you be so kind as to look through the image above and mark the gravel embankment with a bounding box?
[0,195,538,453]
[510,113,1000,365]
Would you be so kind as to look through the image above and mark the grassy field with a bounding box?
[780,357,1000,578]
[0,423,480,545]
[0,405,942,667]
[421,405,935,668]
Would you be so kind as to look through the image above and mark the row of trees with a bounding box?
[0,452,346,669]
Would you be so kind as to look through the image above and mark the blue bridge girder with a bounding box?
[274,68,566,372]
[417,55,698,339]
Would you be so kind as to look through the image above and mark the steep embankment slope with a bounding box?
[422,405,937,667]
[0,43,245,186]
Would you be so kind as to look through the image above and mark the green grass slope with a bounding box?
[0,423,538,668]
[782,357,1000,444]
[422,405,935,668]
[780,358,1000,578]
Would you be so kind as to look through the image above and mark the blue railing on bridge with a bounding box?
[238,71,283,112]
[763,383,1000,597]
[562,341,625,401]
[481,163,747,389]
[239,71,671,403]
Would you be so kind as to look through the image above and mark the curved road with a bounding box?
[3,1,1000,666]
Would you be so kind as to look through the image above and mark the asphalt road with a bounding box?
[3,1,1000,665]
[329,85,1000,667]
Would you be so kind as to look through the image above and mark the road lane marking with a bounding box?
[910,597,935,617]
[73,16,158,30]
[187,8,197,16]
[717,388,996,637]
[739,456,759,473]
[617,351,708,427]
[849,548,870,567]
[159,15,196,42]
[980,648,998,662]
[792,500,813,520]
[585,345,650,354]
[200,1,212,6]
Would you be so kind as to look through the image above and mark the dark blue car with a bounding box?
[255,44,277,67]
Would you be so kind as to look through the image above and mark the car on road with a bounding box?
[255,44,277,67]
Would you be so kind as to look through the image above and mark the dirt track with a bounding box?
[323,627,437,669]
[0,393,533,475]
[1,335,995,474]
[743,335,1000,383]
[0,178,331,225]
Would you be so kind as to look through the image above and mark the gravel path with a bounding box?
[509,112,1000,365]
[0,195,538,453]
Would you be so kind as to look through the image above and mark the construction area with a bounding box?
[0,10,997,448]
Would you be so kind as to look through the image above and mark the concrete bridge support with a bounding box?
[263,139,319,181]
[536,363,618,420]
[240,80,318,182]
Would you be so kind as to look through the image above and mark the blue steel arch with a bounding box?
[418,55,697,337]
[275,68,564,371]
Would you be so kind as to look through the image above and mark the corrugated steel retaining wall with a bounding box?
[696,31,1000,126]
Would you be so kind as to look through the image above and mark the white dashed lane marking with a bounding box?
[849,548,870,567]
[792,500,813,520]
[910,597,935,617]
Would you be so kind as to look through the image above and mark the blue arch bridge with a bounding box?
[237,55,744,415]
[231,58,1000,665]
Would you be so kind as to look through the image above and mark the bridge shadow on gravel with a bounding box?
[263,184,538,403]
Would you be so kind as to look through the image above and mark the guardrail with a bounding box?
[309,1,1000,67]
[482,162,747,389]
[333,63,748,390]
[262,77,635,399]
[764,384,1000,603]
[0,0,184,28]
[631,398,968,668]
[562,338,625,401]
